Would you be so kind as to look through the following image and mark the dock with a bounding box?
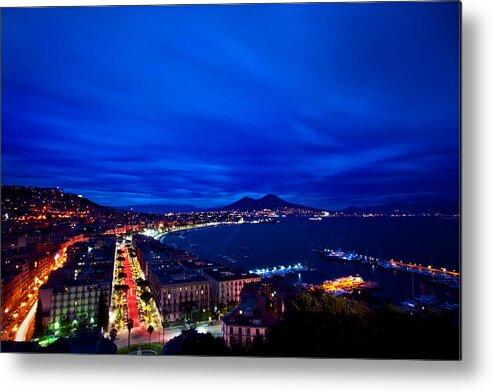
[249,262,313,278]
[320,248,459,287]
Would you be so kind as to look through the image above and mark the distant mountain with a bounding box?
[340,202,459,215]
[217,194,318,212]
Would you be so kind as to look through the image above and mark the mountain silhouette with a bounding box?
[218,194,317,212]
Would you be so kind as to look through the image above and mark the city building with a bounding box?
[132,234,170,275]
[221,281,296,348]
[37,236,116,330]
[203,267,261,306]
[177,258,224,276]
[146,261,210,322]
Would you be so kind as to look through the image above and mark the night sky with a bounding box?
[2,2,460,210]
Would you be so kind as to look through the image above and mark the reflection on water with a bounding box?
[162,217,460,304]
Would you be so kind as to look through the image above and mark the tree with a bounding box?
[163,329,229,356]
[114,284,129,292]
[180,300,197,322]
[137,279,151,290]
[126,319,134,349]
[251,290,460,359]
[97,292,109,331]
[76,315,91,333]
[161,313,166,344]
[140,291,153,305]
[140,291,154,323]
[32,300,45,339]
[256,290,375,357]
[59,316,74,337]
[147,325,154,347]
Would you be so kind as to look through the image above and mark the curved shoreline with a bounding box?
[157,222,243,245]
[152,218,459,305]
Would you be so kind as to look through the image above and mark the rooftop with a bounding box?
[179,259,224,270]
[204,267,260,282]
[147,262,208,287]
[41,265,113,290]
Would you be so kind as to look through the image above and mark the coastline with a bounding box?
[154,217,460,307]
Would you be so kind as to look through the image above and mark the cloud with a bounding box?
[2,3,460,210]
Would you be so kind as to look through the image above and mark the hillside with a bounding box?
[1,185,113,219]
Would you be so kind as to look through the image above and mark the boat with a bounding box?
[321,249,362,262]
[249,262,309,278]
[400,269,439,312]
[321,248,346,260]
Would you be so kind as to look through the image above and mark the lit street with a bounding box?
[15,300,37,342]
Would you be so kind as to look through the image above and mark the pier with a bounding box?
[249,262,312,278]
[312,276,381,296]
[320,248,459,287]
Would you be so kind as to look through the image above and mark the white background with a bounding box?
[1,0,491,391]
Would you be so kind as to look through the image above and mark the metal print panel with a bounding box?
[0,1,461,358]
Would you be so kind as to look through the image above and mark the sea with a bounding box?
[162,216,460,305]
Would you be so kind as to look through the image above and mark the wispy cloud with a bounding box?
[2,3,459,209]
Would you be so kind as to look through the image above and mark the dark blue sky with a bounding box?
[2,2,460,210]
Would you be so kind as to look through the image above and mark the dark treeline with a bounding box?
[165,290,460,359]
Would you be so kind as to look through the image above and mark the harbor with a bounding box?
[248,262,314,278]
[158,217,460,307]
[312,275,382,296]
[319,248,460,288]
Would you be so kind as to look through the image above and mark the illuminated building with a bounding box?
[203,267,261,306]
[37,237,116,329]
[146,261,210,322]
[221,281,295,348]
